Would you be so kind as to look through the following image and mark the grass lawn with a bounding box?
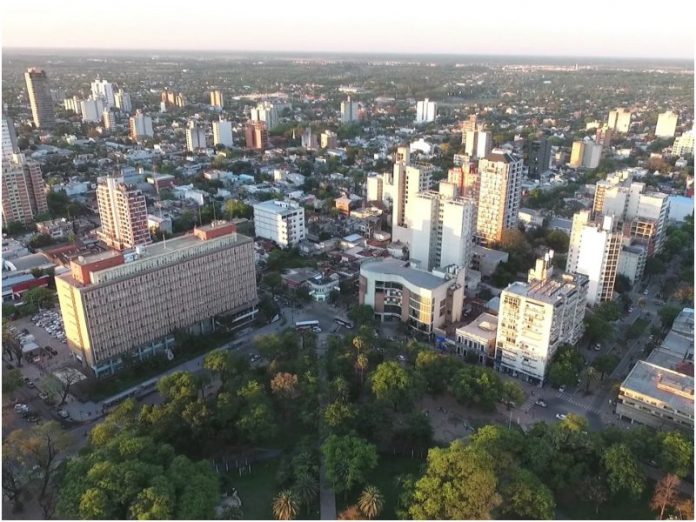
[335,454,425,519]
[558,480,655,520]
[223,460,280,520]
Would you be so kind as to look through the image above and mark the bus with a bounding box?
[334,317,354,329]
[295,320,319,331]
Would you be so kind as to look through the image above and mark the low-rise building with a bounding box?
[454,312,498,364]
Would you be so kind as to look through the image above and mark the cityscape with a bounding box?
[1,2,695,521]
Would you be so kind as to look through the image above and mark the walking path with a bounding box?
[316,334,337,520]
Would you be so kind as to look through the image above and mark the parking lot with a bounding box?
[9,314,73,372]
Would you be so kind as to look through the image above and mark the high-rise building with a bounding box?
[407,182,476,270]
[2,116,19,163]
[582,140,602,168]
[80,97,105,123]
[415,98,437,124]
[96,176,151,250]
[160,89,186,109]
[655,111,679,139]
[244,121,268,149]
[525,139,552,178]
[301,128,318,150]
[448,158,479,200]
[185,121,206,152]
[250,101,278,130]
[24,68,55,129]
[1,153,48,224]
[566,211,621,305]
[90,78,115,108]
[366,174,383,202]
[129,110,154,140]
[607,108,632,133]
[210,89,224,109]
[253,200,306,247]
[64,96,82,115]
[460,115,478,144]
[672,129,694,157]
[212,119,233,147]
[475,150,523,246]
[569,140,585,168]
[114,90,132,113]
[321,130,337,149]
[56,221,258,377]
[495,251,588,385]
[340,96,360,124]
[102,110,116,130]
[595,125,613,147]
[464,130,492,159]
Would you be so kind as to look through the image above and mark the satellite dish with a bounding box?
[165,348,174,361]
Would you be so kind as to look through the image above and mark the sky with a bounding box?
[2,0,694,60]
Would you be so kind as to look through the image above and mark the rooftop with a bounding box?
[360,257,449,290]
[456,312,499,342]
[505,273,585,304]
[622,360,694,415]
[253,199,302,215]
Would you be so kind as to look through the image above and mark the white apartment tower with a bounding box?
[566,211,621,306]
[366,174,383,202]
[672,129,694,156]
[607,108,632,133]
[655,111,678,139]
[496,251,588,385]
[253,200,306,248]
[186,121,206,151]
[2,116,19,163]
[250,101,278,130]
[415,98,437,124]
[90,78,115,108]
[114,90,132,113]
[102,110,116,130]
[464,130,492,159]
[213,119,233,147]
[80,98,104,123]
[475,150,523,246]
[340,97,360,123]
[129,110,153,140]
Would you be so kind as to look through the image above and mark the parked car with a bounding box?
[593,344,601,351]
[555,413,567,420]
[38,392,49,401]
[14,403,29,414]
[643,289,649,296]
[558,385,566,393]
[535,399,547,408]
[57,409,70,419]
[311,326,322,333]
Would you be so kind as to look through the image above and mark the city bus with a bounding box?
[295,320,319,331]
[334,317,354,329]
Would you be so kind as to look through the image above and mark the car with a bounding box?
[593,344,601,351]
[39,392,49,401]
[311,326,322,333]
[555,413,567,421]
[558,385,566,393]
[643,289,649,296]
[14,403,29,413]
[23,377,31,384]
[534,399,547,408]
[57,409,70,419]
[26,380,35,388]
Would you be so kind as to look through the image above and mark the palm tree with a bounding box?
[358,485,384,520]
[355,353,369,385]
[293,472,318,510]
[352,336,367,353]
[273,490,298,520]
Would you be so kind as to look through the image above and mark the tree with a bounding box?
[2,322,23,367]
[614,274,632,294]
[651,474,681,520]
[223,199,252,219]
[292,471,319,512]
[408,440,501,520]
[271,372,300,400]
[547,344,585,388]
[545,230,570,253]
[500,468,555,520]
[659,431,693,478]
[273,490,299,520]
[264,271,283,292]
[581,366,600,394]
[323,400,356,434]
[204,349,248,388]
[415,350,454,395]
[592,354,620,380]
[603,443,645,498]
[337,505,362,519]
[22,287,55,309]
[676,498,694,520]
[658,306,681,330]
[357,485,384,520]
[370,362,422,411]
[347,304,375,327]
[321,435,378,495]
[354,353,369,385]
[56,370,82,406]
[2,369,24,396]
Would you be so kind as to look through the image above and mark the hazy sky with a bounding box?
[2,0,694,59]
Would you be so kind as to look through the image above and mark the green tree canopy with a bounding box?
[321,435,378,495]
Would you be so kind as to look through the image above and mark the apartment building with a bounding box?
[90,78,115,108]
[359,257,465,334]
[185,121,206,151]
[80,97,104,123]
[96,176,151,250]
[2,116,19,163]
[340,97,360,123]
[129,110,154,140]
[25,68,55,129]
[655,110,678,139]
[245,121,268,149]
[366,174,383,202]
[454,312,498,364]
[526,139,551,178]
[253,200,306,248]
[475,150,523,246]
[447,161,480,201]
[321,130,338,149]
[464,130,492,159]
[56,222,258,377]
[495,252,588,385]
[672,129,694,156]
[415,98,437,123]
[161,89,186,109]
[569,140,585,168]
[250,101,278,130]
[1,153,48,225]
[607,107,632,133]
[460,115,478,144]
[114,90,132,113]
[213,119,233,147]
[210,89,224,109]
[566,211,621,305]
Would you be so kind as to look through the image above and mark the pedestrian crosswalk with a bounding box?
[557,392,603,415]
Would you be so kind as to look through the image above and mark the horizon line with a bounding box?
[2,46,693,63]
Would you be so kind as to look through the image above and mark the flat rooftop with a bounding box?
[253,200,301,215]
[360,257,448,290]
[622,360,694,415]
[456,312,498,342]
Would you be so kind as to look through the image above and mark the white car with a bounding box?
[555,413,567,421]
[558,385,566,393]
[312,326,322,333]
[643,289,649,296]
[534,399,547,408]
[57,409,70,419]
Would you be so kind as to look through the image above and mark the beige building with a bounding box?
[210,89,224,109]
[56,222,258,377]
[96,176,151,250]
[2,153,48,224]
[455,312,498,364]
[321,130,338,149]
[655,110,678,139]
[607,108,632,133]
[495,252,588,385]
[475,150,523,246]
[569,141,585,168]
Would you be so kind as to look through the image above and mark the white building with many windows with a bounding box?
[415,98,437,123]
[253,200,306,248]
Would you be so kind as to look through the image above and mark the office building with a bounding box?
[212,118,233,147]
[102,110,116,130]
[2,116,19,163]
[80,98,105,123]
[250,101,278,130]
[129,110,154,140]
[475,150,523,246]
[210,89,224,109]
[526,139,552,178]
[415,98,437,123]
[340,96,360,123]
[655,111,678,139]
[582,140,602,168]
[185,121,206,152]
[464,130,492,159]
[495,252,588,385]
[321,130,337,149]
[407,182,476,271]
[244,121,268,149]
[607,108,632,133]
[1,153,48,225]
[24,68,55,129]
[56,222,258,377]
[253,200,306,248]
[566,211,621,305]
[301,128,318,150]
[672,129,694,157]
[114,90,132,113]
[90,78,115,108]
[359,257,465,334]
[96,176,151,250]
[569,140,585,168]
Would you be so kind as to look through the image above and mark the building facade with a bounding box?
[415,98,437,123]
[1,153,48,225]
[56,222,258,377]
[185,121,206,151]
[129,110,154,140]
[253,200,306,248]
[210,89,224,109]
[250,101,278,130]
[340,97,360,123]
[655,111,678,139]
[212,119,233,147]
[526,139,551,178]
[25,68,55,129]
[96,176,151,250]
[114,90,132,113]
[244,121,268,149]
[608,107,632,133]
